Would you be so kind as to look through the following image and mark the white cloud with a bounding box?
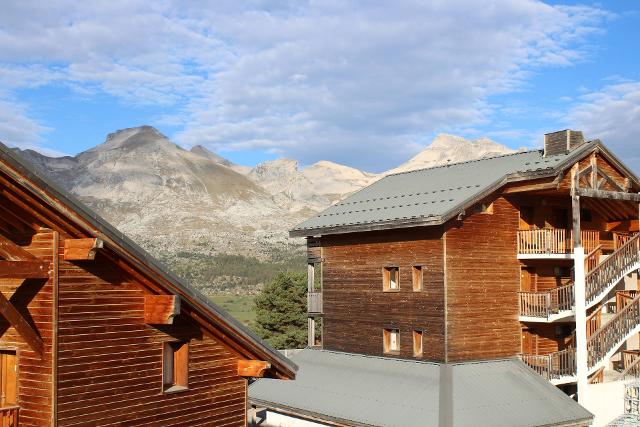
[566,81,640,175]
[0,1,611,170]
[0,101,50,146]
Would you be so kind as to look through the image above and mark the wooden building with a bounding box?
[291,130,640,408]
[0,143,296,426]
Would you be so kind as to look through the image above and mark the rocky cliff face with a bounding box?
[11,126,515,293]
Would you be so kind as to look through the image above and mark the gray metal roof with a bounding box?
[0,142,297,378]
[249,349,593,427]
[291,143,596,237]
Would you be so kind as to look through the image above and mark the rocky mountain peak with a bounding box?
[89,125,175,154]
[389,134,514,174]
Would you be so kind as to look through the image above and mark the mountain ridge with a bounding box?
[8,126,514,293]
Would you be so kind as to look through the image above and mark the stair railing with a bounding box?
[622,353,640,380]
[587,294,640,368]
[585,232,640,305]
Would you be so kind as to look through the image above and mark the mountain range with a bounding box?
[11,126,514,293]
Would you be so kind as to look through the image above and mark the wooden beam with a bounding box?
[0,235,37,261]
[144,294,180,325]
[571,164,582,248]
[590,154,598,189]
[502,181,558,194]
[575,188,640,202]
[0,291,43,355]
[597,169,624,192]
[606,220,640,232]
[63,238,103,261]
[237,359,271,378]
[0,260,49,279]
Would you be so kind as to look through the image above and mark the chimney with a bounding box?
[543,130,585,156]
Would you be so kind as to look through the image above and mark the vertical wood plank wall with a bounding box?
[0,230,54,426]
[56,249,247,427]
[320,227,446,361]
[445,197,522,361]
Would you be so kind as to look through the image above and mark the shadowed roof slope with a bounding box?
[291,142,599,237]
[249,349,593,427]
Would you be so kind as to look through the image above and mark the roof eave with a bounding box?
[291,141,619,238]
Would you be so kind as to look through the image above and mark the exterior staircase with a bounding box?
[519,233,640,320]
[521,233,640,382]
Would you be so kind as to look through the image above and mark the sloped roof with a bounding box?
[249,349,593,427]
[291,142,598,237]
[0,142,296,379]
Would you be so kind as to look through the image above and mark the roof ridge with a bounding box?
[386,148,542,177]
[312,348,440,366]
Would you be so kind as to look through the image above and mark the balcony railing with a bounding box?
[307,292,322,315]
[517,228,600,255]
[0,406,19,427]
[518,282,574,319]
[521,349,576,380]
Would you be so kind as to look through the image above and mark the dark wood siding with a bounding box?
[445,196,521,361]
[320,228,445,361]
[56,251,247,427]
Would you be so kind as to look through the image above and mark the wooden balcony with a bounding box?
[307,292,322,315]
[0,406,19,427]
[521,349,576,382]
[517,228,599,258]
[518,283,574,321]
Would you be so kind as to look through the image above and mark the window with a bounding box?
[0,350,17,406]
[554,267,571,278]
[520,206,535,225]
[163,341,188,392]
[581,209,593,222]
[412,266,423,291]
[383,329,400,353]
[474,202,493,214]
[383,267,399,291]
[413,330,423,357]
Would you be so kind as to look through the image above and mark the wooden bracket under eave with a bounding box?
[144,294,181,325]
[64,238,104,261]
[238,359,271,378]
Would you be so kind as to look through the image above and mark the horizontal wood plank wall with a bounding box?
[320,227,445,361]
[523,323,572,355]
[0,230,54,426]
[445,197,521,362]
[56,251,247,427]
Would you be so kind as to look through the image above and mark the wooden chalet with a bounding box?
[290,130,640,418]
[0,142,296,426]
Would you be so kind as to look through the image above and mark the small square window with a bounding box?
[383,267,399,291]
[412,266,423,291]
[163,341,189,392]
[413,330,423,357]
[383,329,400,353]
[581,209,592,222]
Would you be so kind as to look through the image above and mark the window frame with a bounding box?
[162,341,189,393]
[474,201,494,215]
[412,265,423,292]
[412,330,424,357]
[383,328,400,354]
[383,266,400,292]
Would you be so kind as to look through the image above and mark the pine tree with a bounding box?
[254,272,307,349]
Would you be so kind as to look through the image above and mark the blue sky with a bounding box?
[0,1,638,173]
